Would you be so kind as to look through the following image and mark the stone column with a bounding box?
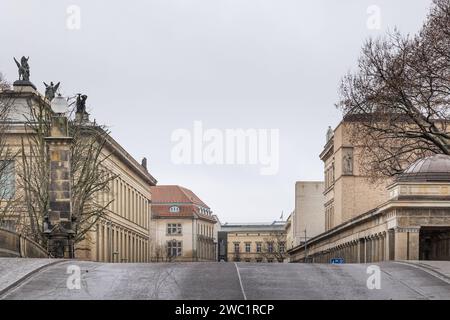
[394,227,420,260]
[44,115,75,259]
[387,229,395,260]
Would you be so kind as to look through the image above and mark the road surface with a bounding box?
[1,260,450,300]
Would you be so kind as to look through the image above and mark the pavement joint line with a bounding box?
[234,262,247,300]
[394,261,450,286]
[0,259,67,299]
[379,267,430,300]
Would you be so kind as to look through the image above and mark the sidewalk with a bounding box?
[0,258,58,293]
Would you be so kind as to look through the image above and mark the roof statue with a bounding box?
[43,81,60,101]
[75,93,88,114]
[13,56,30,81]
[326,126,333,142]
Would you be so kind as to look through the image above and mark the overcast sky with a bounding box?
[0,0,432,223]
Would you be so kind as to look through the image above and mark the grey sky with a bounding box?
[0,0,432,223]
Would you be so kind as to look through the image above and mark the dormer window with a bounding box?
[169,206,180,213]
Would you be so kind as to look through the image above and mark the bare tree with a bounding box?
[16,96,116,249]
[261,232,286,262]
[337,0,450,179]
[69,116,117,245]
[0,73,10,91]
[0,73,16,223]
[151,243,178,262]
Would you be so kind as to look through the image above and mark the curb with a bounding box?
[0,259,67,299]
[394,261,450,285]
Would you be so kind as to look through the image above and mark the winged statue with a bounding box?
[13,56,30,81]
[43,81,60,101]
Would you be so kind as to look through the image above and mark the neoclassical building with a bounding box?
[288,121,450,262]
[0,81,157,262]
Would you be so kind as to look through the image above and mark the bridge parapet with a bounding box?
[0,228,49,258]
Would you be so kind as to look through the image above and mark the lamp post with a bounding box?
[43,94,75,258]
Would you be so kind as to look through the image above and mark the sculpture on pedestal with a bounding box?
[75,93,88,114]
[43,81,60,101]
[13,56,30,81]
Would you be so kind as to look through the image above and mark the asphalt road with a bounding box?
[1,261,450,300]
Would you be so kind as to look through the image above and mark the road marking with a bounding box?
[234,262,247,300]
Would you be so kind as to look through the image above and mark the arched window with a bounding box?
[169,206,180,213]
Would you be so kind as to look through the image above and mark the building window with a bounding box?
[0,160,15,199]
[169,206,180,213]
[256,243,262,253]
[245,243,251,253]
[167,223,182,235]
[234,243,240,253]
[167,240,182,257]
[267,259,274,263]
[0,219,16,232]
[267,242,273,253]
[244,258,251,263]
[256,258,262,263]
[279,242,285,253]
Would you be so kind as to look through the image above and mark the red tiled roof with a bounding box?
[150,185,216,223]
[150,185,210,208]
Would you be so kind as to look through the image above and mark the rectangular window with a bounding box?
[267,259,274,263]
[267,242,273,253]
[256,243,262,253]
[0,219,16,232]
[256,258,262,263]
[279,242,285,253]
[167,223,182,235]
[0,160,15,199]
[234,243,240,253]
[245,243,251,253]
[167,241,182,257]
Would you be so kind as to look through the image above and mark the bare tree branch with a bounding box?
[337,1,450,179]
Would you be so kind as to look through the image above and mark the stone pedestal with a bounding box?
[13,80,36,91]
[75,111,89,123]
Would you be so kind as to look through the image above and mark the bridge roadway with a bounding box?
[1,259,450,299]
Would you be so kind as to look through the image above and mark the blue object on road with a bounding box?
[330,258,344,264]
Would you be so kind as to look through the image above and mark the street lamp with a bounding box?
[50,94,68,114]
[49,94,70,138]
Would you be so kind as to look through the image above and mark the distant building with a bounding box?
[293,181,324,246]
[220,221,286,263]
[285,212,294,253]
[149,185,217,262]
